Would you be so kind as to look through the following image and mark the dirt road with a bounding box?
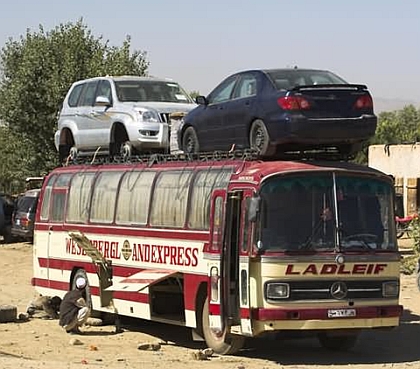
[0,242,420,369]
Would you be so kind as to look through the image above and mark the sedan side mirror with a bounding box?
[195,96,208,105]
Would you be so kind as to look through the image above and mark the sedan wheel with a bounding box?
[249,119,273,156]
[182,127,200,154]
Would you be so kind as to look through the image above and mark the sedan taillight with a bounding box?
[277,96,311,110]
[353,94,373,109]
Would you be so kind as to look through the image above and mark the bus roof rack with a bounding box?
[63,149,261,167]
[62,147,353,167]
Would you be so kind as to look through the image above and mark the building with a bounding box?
[369,144,420,216]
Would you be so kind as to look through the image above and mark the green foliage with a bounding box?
[189,90,201,99]
[400,253,417,275]
[0,126,37,193]
[0,19,149,180]
[410,216,420,254]
[372,105,420,145]
[352,104,420,166]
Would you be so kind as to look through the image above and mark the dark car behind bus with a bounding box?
[11,189,40,242]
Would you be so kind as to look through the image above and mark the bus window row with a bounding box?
[39,168,233,230]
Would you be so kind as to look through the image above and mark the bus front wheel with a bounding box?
[201,297,245,355]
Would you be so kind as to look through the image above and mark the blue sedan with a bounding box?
[179,68,377,157]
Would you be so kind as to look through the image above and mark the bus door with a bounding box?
[222,190,243,329]
[237,189,254,336]
[208,189,252,334]
[207,190,226,332]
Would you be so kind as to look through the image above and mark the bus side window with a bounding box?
[40,175,56,221]
[90,172,123,224]
[211,196,224,251]
[50,192,66,222]
[67,173,95,223]
[150,170,194,228]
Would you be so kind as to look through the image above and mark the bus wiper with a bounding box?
[341,233,377,250]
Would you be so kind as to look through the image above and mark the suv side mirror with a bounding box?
[248,196,261,222]
[95,96,111,107]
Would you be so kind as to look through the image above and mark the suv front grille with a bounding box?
[159,113,170,123]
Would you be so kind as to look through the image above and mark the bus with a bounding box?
[32,154,402,354]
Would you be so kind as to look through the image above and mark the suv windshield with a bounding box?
[257,173,396,252]
[266,69,348,90]
[115,80,193,103]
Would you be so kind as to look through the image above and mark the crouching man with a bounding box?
[59,277,91,334]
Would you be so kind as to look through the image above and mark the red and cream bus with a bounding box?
[32,154,402,354]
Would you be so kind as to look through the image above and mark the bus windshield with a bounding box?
[258,173,397,252]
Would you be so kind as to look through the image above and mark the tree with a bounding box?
[0,125,35,193]
[0,19,149,175]
[189,90,201,100]
[353,104,420,165]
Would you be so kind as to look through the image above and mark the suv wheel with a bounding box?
[69,146,78,161]
[120,142,132,162]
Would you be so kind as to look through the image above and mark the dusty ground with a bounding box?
[0,240,419,369]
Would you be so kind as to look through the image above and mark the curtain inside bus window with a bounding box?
[51,192,66,222]
[67,173,96,223]
[188,169,231,230]
[90,172,123,224]
[150,170,194,227]
[211,196,224,251]
[116,170,156,225]
[40,175,56,221]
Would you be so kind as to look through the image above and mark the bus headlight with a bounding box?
[266,282,290,300]
[382,281,399,297]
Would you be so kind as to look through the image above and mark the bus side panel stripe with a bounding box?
[33,277,149,303]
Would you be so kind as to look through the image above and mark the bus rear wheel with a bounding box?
[317,331,359,351]
[201,297,245,355]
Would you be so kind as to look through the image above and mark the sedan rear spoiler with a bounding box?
[291,84,368,91]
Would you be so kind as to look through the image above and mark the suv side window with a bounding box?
[78,81,99,107]
[96,80,113,104]
[68,83,84,107]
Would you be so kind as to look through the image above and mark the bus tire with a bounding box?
[417,272,420,292]
[201,297,245,355]
[0,304,17,323]
[317,331,359,351]
[71,269,92,309]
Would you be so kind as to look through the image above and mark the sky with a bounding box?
[0,0,419,102]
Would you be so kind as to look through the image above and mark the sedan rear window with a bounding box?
[266,69,348,90]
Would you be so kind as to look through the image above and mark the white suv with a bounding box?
[55,76,196,161]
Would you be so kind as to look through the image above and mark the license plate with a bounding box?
[327,309,356,318]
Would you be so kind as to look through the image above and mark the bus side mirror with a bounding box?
[248,196,261,222]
